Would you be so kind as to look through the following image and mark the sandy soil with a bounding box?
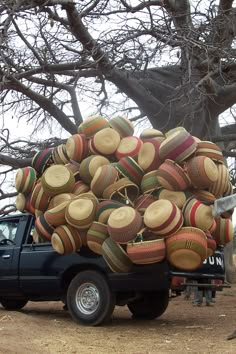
[0,283,235,354]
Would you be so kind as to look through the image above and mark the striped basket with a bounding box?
[155,188,188,209]
[208,164,230,198]
[65,134,88,162]
[141,170,161,194]
[144,199,183,237]
[115,136,143,160]
[48,193,75,209]
[35,214,54,241]
[91,165,118,197]
[156,159,191,191]
[65,197,97,229]
[182,197,214,232]
[72,181,90,196]
[65,161,81,181]
[212,217,234,245]
[109,116,134,138]
[103,177,140,202]
[31,148,53,175]
[126,238,166,265]
[139,128,165,143]
[87,221,109,255]
[89,128,120,156]
[115,156,144,186]
[78,115,109,138]
[185,156,218,189]
[107,206,143,244]
[44,200,70,227]
[51,224,82,254]
[205,231,217,257]
[95,200,125,224]
[41,164,75,196]
[195,141,224,164]
[15,166,37,194]
[15,193,35,215]
[102,237,133,273]
[79,155,110,184]
[166,227,207,271]
[189,189,216,203]
[52,144,70,165]
[137,139,162,172]
[159,129,197,163]
[134,194,156,215]
[30,181,51,211]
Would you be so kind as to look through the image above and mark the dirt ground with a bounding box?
[0,282,235,354]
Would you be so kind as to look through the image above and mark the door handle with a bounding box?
[2,255,10,259]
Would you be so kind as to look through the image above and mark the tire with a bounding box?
[127,290,169,320]
[0,298,28,311]
[67,270,115,326]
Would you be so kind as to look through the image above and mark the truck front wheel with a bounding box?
[127,290,169,320]
[0,298,28,310]
[67,270,115,326]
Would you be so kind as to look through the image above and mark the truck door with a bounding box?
[0,219,20,293]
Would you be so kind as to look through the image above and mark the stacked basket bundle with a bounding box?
[14,114,234,273]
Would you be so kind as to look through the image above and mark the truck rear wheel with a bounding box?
[0,298,28,310]
[67,270,115,326]
[127,290,169,320]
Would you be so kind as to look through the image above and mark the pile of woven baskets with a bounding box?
[14,115,234,273]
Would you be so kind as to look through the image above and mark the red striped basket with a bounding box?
[103,177,140,202]
[35,214,54,241]
[87,221,109,255]
[89,128,120,156]
[79,155,110,184]
[109,116,134,138]
[159,129,197,163]
[91,165,118,197]
[156,159,191,191]
[209,164,230,198]
[41,164,75,196]
[30,181,51,211]
[78,115,109,138]
[51,224,82,254]
[65,134,88,162]
[195,141,224,163]
[139,128,165,143]
[212,217,234,245]
[189,189,216,203]
[127,238,166,265]
[31,148,53,175]
[107,206,143,244]
[137,139,162,172]
[102,237,133,272]
[44,200,70,227]
[115,156,144,186]
[182,197,214,232]
[166,227,207,270]
[115,136,143,160]
[155,188,188,209]
[185,156,218,189]
[16,193,35,215]
[72,181,90,196]
[15,166,37,194]
[65,197,97,229]
[52,144,70,165]
[95,200,125,224]
[48,193,75,209]
[144,199,183,237]
[205,231,217,257]
[134,194,156,215]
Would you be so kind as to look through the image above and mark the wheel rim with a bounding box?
[76,282,100,315]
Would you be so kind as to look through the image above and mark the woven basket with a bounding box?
[51,224,82,254]
[139,128,165,143]
[107,206,143,244]
[16,193,35,214]
[103,177,140,203]
[189,190,216,203]
[102,237,133,273]
[205,231,217,257]
[15,166,37,194]
[65,161,80,181]
[134,194,156,215]
[91,165,118,197]
[52,144,70,165]
[144,199,183,236]
[166,227,207,271]
[31,148,53,175]
[156,159,191,191]
[41,164,75,197]
[195,141,224,164]
[87,221,109,255]
[44,200,69,227]
[30,181,51,211]
[48,193,75,209]
[65,197,97,229]
[35,214,54,241]
[109,116,134,138]
[127,238,166,265]
[159,129,197,163]
[155,188,188,209]
[65,134,88,162]
[79,155,110,184]
[141,170,161,194]
[115,136,143,160]
[72,181,90,196]
[115,156,144,186]
[78,115,109,138]
[185,156,218,189]
[137,139,162,172]
[182,197,214,232]
[209,164,230,198]
[212,217,234,245]
[89,128,120,156]
[95,200,125,224]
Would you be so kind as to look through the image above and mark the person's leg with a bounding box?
[205,289,213,306]
[193,286,203,306]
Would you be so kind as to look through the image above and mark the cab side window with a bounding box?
[0,221,18,246]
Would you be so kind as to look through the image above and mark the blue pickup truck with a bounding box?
[0,213,226,326]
